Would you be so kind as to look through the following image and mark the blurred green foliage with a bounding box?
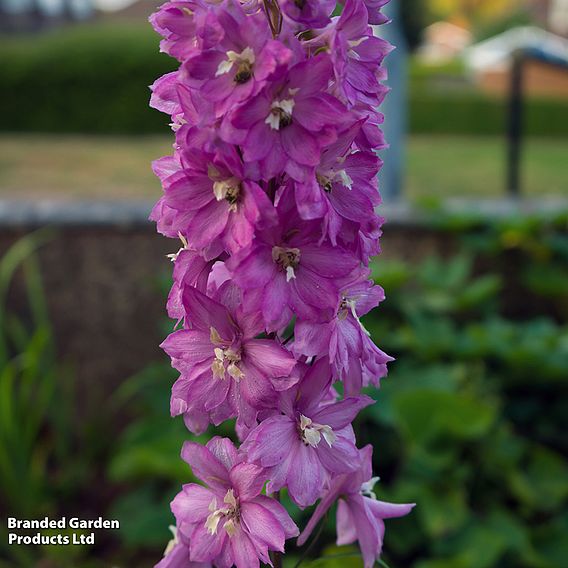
[0,232,126,568]
[0,232,95,567]
[2,23,568,137]
[360,213,568,568]
[1,212,567,567]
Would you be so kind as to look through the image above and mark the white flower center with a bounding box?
[216,47,255,84]
[339,297,371,336]
[212,178,241,212]
[317,169,353,193]
[265,93,296,130]
[299,414,336,448]
[167,232,189,262]
[360,476,380,500]
[210,327,244,381]
[205,489,240,538]
[272,246,301,282]
[162,525,178,557]
[338,169,353,189]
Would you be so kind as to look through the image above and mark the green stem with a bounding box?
[294,512,327,568]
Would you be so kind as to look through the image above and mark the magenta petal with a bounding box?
[232,94,271,128]
[288,443,323,507]
[182,287,234,340]
[241,501,286,552]
[293,320,332,358]
[160,329,212,362]
[171,483,213,524]
[189,522,226,564]
[366,498,415,520]
[206,436,240,470]
[252,495,299,539]
[336,499,358,545]
[347,495,381,568]
[230,528,261,568]
[281,124,320,166]
[316,431,360,474]
[294,95,345,131]
[244,339,296,378]
[243,121,275,162]
[313,395,374,430]
[229,462,266,500]
[245,415,297,467]
[300,244,358,277]
[181,441,230,490]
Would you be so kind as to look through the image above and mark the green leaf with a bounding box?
[392,389,496,443]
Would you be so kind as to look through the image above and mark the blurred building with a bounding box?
[0,0,94,33]
[418,21,473,63]
[99,0,157,22]
[466,26,568,97]
[530,0,568,36]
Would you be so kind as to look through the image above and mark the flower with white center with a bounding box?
[339,296,371,337]
[337,169,353,189]
[205,489,240,537]
[265,96,295,130]
[299,414,337,448]
[317,168,353,193]
[272,246,301,282]
[210,327,245,381]
[216,47,256,83]
[212,178,241,212]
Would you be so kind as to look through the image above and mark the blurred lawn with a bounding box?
[0,134,566,200]
[405,136,568,200]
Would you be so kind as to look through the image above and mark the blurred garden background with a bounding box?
[0,0,567,567]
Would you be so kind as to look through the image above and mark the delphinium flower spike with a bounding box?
[149,0,413,566]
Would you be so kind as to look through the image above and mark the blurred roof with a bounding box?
[466,26,568,71]
[99,0,157,21]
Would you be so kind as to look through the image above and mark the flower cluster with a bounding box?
[150,0,413,566]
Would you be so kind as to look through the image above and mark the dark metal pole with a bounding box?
[507,50,524,198]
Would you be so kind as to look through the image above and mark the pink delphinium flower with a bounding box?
[158,144,277,254]
[226,55,349,181]
[298,445,414,568]
[172,438,298,567]
[244,358,372,507]
[227,195,360,331]
[150,0,223,61]
[161,285,296,429]
[293,123,383,245]
[181,3,294,117]
[294,276,393,394]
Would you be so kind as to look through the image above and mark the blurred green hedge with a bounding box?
[409,94,568,137]
[0,23,177,134]
[2,23,568,136]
